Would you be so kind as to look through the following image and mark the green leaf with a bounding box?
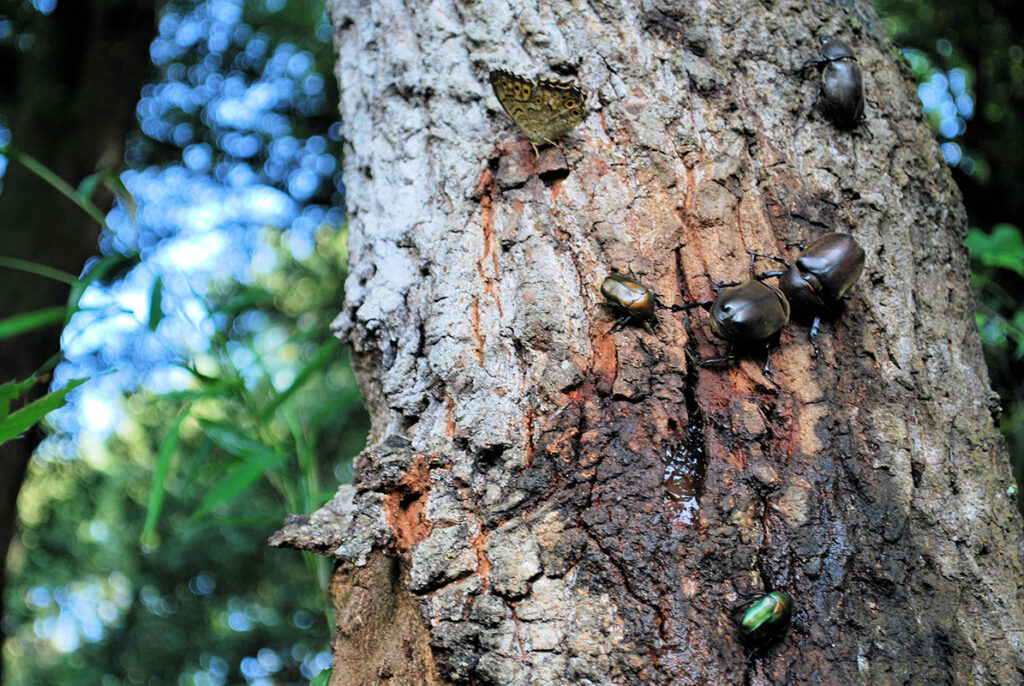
[142,409,191,546]
[0,378,88,444]
[199,420,285,469]
[191,421,286,517]
[6,146,110,229]
[0,306,67,339]
[213,287,277,317]
[0,256,77,285]
[147,276,165,332]
[77,172,103,203]
[182,438,212,493]
[966,224,1024,276]
[160,383,236,403]
[79,170,137,221]
[193,459,273,518]
[261,336,341,420]
[0,377,40,417]
[311,668,332,686]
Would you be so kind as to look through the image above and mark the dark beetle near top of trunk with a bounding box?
[797,36,865,129]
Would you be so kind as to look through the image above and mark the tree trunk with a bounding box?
[0,4,155,683]
[273,0,1024,682]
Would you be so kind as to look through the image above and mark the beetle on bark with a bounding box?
[600,272,660,332]
[750,232,866,356]
[736,590,794,649]
[796,36,865,129]
[679,273,791,375]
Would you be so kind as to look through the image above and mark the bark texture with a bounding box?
[275,0,1024,682]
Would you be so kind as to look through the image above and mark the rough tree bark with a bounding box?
[272,0,1024,683]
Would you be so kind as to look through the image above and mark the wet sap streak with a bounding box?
[662,354,710,524]
[664,411,707,525]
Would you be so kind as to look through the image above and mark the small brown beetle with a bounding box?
[600,272,658,332]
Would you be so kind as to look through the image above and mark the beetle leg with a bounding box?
[794,84,823,136]
[609,316,631,333]
[793,57,826,76]
[808,316,821,358]
[746,250,790,279]
[695,353,736,367]
[856,115,874,140]
[656,297,682,313]
[669,300,711,312]
[733,593,765,610]
[761,341,779,383]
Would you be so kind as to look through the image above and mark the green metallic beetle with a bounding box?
[600,272,659,332]
[737,590,793,648]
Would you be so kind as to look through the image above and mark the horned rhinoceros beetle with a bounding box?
[797,36,865,129]
[679,274,791,374]
[751,232,866,356]
[736,590,793,649]
[600,272,659,332]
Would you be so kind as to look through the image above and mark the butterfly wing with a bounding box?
[489,69,586,146]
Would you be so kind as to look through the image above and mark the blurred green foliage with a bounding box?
[0,145,140,454]
[5,224,368,684]
[3,0,368,684]
[876,0,1024,506]
[967,224,1024,498]
[875,0,1024,227]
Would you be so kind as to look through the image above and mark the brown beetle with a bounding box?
[679,273,791,375]
[797,37,866,129]
[600,272,658,332]
[751,232,866,355]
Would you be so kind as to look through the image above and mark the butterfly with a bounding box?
[489,69,586,153]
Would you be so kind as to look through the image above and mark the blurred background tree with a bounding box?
[0,4,155,677]
[0,0,1020,684]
